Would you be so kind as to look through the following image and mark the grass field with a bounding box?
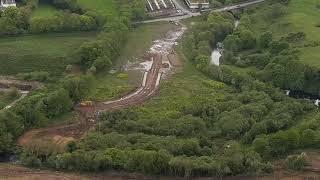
[77,0,117,16]
[0,32,97,77]
[250,0,320,68]
[32,3,59,18]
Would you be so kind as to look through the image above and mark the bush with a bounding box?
[17,71,50,82]
[285,153,308,171]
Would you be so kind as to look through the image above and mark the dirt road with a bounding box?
[17,25,186,149]
[96,54,162,112]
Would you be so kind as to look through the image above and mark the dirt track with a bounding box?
[17,54,165,148]
[17,25,186,148]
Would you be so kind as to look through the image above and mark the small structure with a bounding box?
[0,0,16,9]
[184,0,209,9]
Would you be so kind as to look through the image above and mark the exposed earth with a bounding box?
[17,25,186,151]
[2,1,319,179]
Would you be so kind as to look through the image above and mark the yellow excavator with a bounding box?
[80,101,93,107]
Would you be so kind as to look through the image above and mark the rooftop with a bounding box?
[189,0,209,4]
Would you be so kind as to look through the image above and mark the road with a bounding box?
[138,0,265,24]
[95,54,162,113]
[17,55,167,150]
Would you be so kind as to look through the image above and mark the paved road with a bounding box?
[138,0,265,24]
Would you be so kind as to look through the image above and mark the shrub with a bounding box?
[285,153,308,171]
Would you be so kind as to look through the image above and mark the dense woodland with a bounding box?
[0,0,319,178]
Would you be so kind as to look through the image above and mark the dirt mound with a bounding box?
[0,163,88,180]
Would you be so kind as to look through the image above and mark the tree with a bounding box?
[253,136,271,160]
[224,34,241,52]
[259,31,273,48]
[239,29,256,50]
[195,55,209,71]
[63,75,93,102]
[41,88,73,118]
[93,55,113,72]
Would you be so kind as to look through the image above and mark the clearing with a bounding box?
[31,3,59,18]
[77,0,117,16]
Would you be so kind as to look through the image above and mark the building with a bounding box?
[184,0,209,9]
[0,0,16,9]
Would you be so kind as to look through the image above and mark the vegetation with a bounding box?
[0,0,319,178]
[285,153,308,171]
[219,0,320,95]
[17,9,316,174]
[0,0,145,161]
[77,0,117,16]
[0,89,20,110]
[31,3,59,18]
[0,32,97,76]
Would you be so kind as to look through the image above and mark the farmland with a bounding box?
[250,0,320,68]
[0,32,97,76]
[31,3,59,18]
[77,0,117,16]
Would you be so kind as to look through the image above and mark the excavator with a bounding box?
[80,101,93,107]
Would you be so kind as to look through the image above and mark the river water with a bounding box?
[210,20,239,66]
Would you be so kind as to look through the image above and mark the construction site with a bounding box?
[17,24,186,151]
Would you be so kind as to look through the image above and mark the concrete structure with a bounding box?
[0,0,16,9]
[184,0,209,9]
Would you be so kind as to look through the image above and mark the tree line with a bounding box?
[0,0,145,36]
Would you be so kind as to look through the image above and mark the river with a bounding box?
[286,90,320,106]
[210,20,239,66]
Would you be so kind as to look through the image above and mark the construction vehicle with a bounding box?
[80,101,93,107]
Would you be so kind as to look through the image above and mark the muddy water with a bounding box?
[210,42,223,66]
[210,20,240,66]
[211,49,222,66]
[132,25,187,73]
[149,25,187,56]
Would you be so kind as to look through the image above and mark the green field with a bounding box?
[32,3,59,18]
[77,0,117,16]
[0,32,97,76]
[250,0,320,67]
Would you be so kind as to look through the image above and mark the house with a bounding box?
[0,0,16,10]
[184,0,209,9]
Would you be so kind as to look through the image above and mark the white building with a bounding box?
[0,0,16,9]
[184,0,209,9]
